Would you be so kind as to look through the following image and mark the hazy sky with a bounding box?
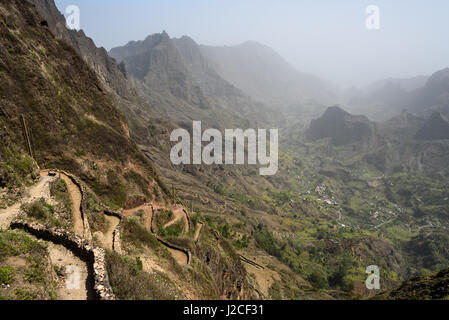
[54,0,449,87]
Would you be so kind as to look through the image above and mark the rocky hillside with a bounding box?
[380,268,449,300]
[415,112,449,140]
[109,33,277,130]
[306,106,375,146]
[408,68,449,117]
[0,0,165,208]
[26,0,158,147]
[1,0,254,301]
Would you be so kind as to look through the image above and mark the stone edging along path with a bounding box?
[156,234,192,265]
[10,220,115,300]
[148,203,192,265]
[42,169,91,240]
[39,169,124,299]
[45,169,124,253]
[39,169,192,290]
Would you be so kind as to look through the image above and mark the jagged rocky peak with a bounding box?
[110,31,173,60]
[415,112,449,140]
[319,105,351,119]
[172,35,203,59]
[306,106,374,146]
[109,31,211,110]
[109,31,184,80]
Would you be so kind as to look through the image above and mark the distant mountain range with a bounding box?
[109,33,277,130]
[308,103,449,145]
[344,69,449,122]
[200,41,336,107]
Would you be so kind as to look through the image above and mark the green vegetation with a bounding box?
[0,230,42,261]
[254,224,281,259]
[24,257,46,284]
[50,178,72,210]
[159,219,184,237]
[0,146,35,189]
[14,289,37,300]
[22,199,63,227]
[0,230,56,300]
[88,170,128,208]
[153,209,174,229]
[122,218,159,250]
[382,268,449,300]
[0,266,15,284]
[307,270,329,289]
[105,250,181,300]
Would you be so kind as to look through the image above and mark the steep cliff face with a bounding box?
[27,0,132,98]
[0,0,165,207]
[110,32,278,129]
[111,32,209,109]
[26,0,156,146]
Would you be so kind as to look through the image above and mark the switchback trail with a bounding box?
[123,203,153,231]
[162,204,189,234]
[126,202,190,266]
[1,172,94,300]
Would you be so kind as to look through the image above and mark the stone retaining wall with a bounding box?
[155,235,192,265]
[44,169,92,241]
[10,220,115,300]
[47,169,125,255]
[184,209,193,232]
[149,204,192,265]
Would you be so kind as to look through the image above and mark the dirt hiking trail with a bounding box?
[57,173,84,236]
[123,203,153,231]
[194,222,203,242]
[0,174,56,230]
[126,202,190,266]
[162,205,189,234]
[47,241,94,300]
[103,214,120,250]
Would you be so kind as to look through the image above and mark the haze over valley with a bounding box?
[1,0,449,301]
